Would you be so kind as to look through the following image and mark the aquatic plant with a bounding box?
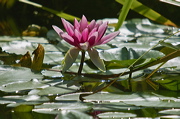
[53,15,119,74]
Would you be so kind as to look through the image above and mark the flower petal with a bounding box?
[97,21,108,40]
[88,27,97,37]
[96,31,120,45]
[62,47,80,72]
[95,20,103,28]
[79,42,89,51]
[88,32,98,47]
[81,28,89,42]
[61,33,75,46]
[74,18,80,30]
[61,18,74,36]
[79,15,88,31]
[88,20,96,31]
[74,29,82,42]
[88,48,106,71]
[52,25,63,35]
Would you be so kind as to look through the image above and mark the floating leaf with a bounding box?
[124,100,180,108]
[159,109,180,115]
[34,102,92,112]
[93,102,141,111]
[84,92,159,102]
[0,65,43,87]
[160,0,180,7]
[99,47,164,61]
[33,109,93,119]
[1,95,49,105]
[28,84,79,96]
[56,110,93,119]
[0,79,47,92]
[56,92,92,101]
[97,112,136,118]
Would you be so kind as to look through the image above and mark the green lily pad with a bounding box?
[0,95,49,105]
[28,84,79,96]
[124,100,180,108]
[34,102,92,112]
[0,65,43,87]
[97,112,136,118]
[99,47,164,61]
[93,102,141,111]
[41,70,63,78]
[84,92,160,102]
[0,79,48,92]
[56,110,93,119]
[33,109,93,119]
[159,109,180,115]
[56,92,91,101]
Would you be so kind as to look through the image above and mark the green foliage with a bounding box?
[116,0,177,27]
[19,0,80,21]
[0,18,179,118]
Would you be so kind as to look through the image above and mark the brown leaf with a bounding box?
[31,44,45,71]
[19,51,32,68]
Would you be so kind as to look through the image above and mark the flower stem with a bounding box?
[78,51,85,75]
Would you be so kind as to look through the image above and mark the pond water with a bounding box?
[1,2,180,119]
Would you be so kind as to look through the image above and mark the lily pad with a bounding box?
[0,65,43,87]
[0,79,48,92]
[97,112,136,118]
[159,109,180,115]
[28,84,79,96]
[34,102,92,112]
[93,102,141,111]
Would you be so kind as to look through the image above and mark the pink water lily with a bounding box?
[53,15,119,51]
[52,15,119,72]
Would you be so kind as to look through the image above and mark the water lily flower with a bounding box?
[53,15,119,73]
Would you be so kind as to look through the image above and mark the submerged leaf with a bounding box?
[13,105,34,112]
[154,75,180,91]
